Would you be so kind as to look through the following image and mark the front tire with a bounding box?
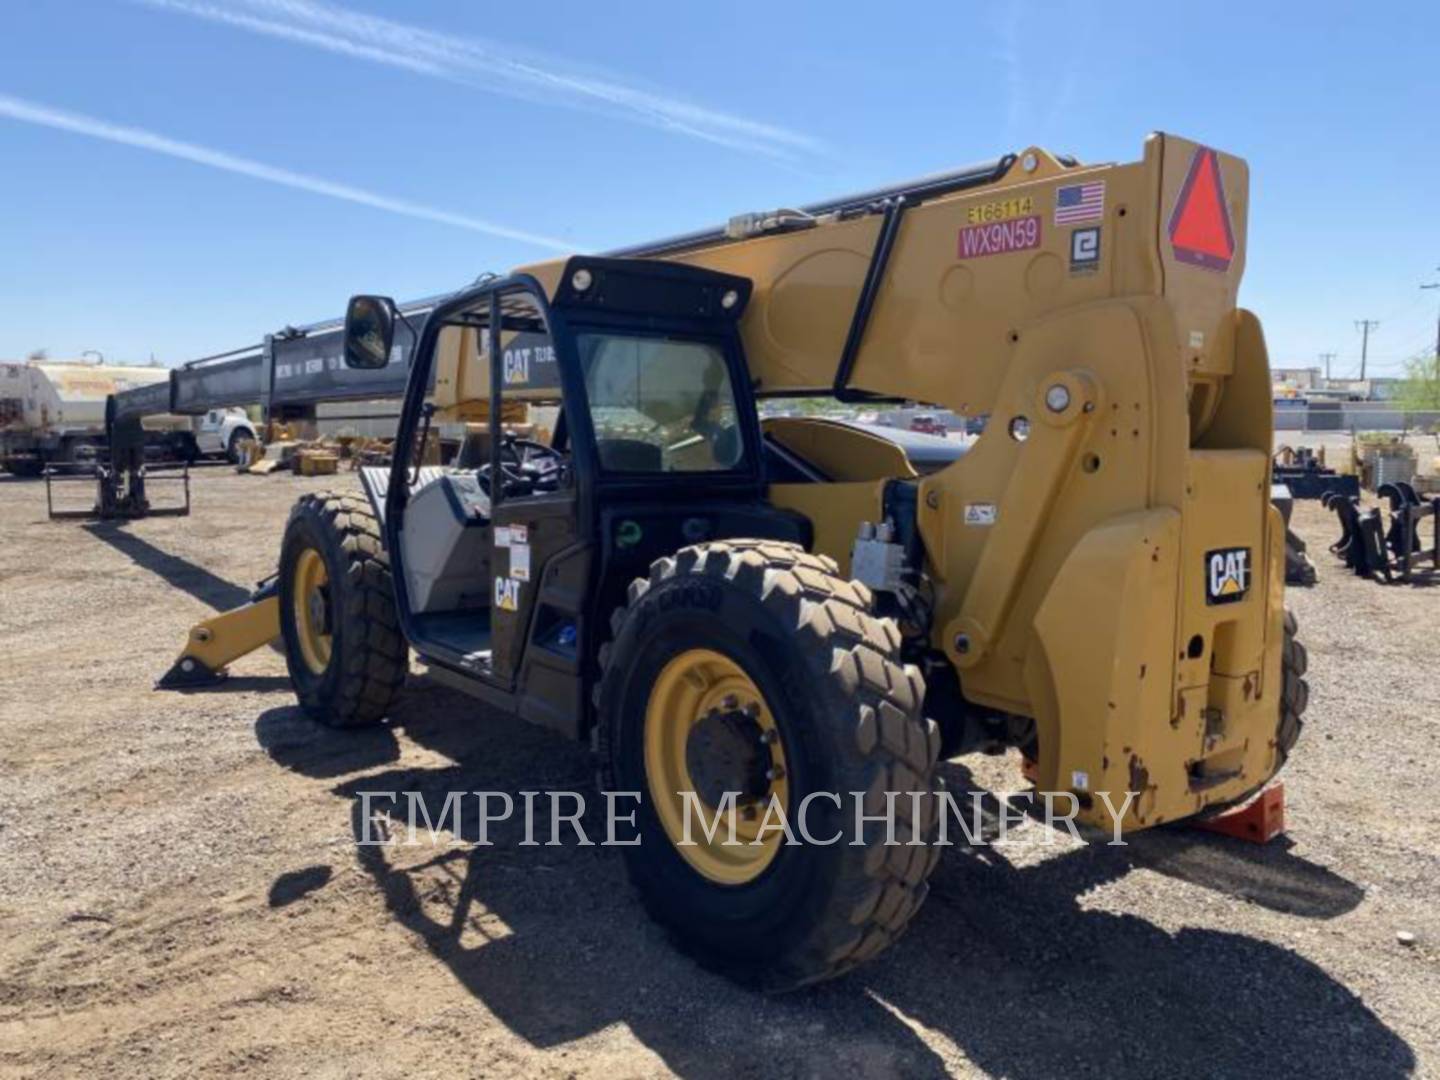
[278,492,406,727]
[226,428,250,465]
[596,540,942,990]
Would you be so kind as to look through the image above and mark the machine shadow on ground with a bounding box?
[83,522,256,611]
[256,682,1414,1079]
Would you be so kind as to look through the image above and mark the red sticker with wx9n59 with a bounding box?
[957,214,1041,259]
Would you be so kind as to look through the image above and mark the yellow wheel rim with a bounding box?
[292,547,333,675]
[644,648,789,885]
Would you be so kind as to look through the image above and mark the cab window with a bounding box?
[578,333,742,473]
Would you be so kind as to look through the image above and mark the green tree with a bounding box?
[1396,351,1440,414]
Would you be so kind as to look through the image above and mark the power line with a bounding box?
[1354,319,1380,380]
[1373,288,1431,326]
[1390,331,1438,359]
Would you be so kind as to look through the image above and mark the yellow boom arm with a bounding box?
[157,580,280,688]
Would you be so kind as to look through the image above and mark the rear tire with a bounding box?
[1195,607,1308,820]
[596,540,942,990]
[1276,608,1308,767]
[278,492,406,727]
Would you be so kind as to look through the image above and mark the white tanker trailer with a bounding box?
[0,360,199,475]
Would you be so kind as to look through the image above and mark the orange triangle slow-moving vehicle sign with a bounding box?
[1167,147,1235,272]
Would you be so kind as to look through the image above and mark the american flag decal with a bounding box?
[1054,181,1105,225]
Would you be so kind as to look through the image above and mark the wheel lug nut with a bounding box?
[720,694,739,711]
[766,766,785,781]
[758,730,777,745]
[743,702,761,718]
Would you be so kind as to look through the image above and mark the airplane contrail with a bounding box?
[0,93,576,251]
[135,0,822,159]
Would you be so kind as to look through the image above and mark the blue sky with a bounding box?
[2,0,1438,376]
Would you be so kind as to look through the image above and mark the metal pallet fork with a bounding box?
[45,460,192,521]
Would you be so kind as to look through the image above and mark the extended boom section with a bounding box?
[84,296,444,520]
[110,295,442,427]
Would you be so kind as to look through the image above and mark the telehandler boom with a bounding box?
[163,133,1307,989]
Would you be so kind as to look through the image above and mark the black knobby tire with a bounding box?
[595,540,942,991]
[278,492,406,727]
[226,428,248,465]
[1195,607,1309,821]
[1276,608,1308,766]
[4,458,44,478]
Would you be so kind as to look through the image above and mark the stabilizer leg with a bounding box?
[156,578,280,689]
[157,654,227,688]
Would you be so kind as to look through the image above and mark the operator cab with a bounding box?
[343,259,800,727]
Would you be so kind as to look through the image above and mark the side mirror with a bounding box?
[343,295,397,370]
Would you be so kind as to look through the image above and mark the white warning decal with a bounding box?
[510,542,531,582]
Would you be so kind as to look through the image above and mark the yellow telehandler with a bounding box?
[165,133,1307,989]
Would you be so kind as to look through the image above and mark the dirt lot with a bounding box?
[1,469,1437,1078]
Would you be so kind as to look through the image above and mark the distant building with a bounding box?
[1273,366,1322,394]
[1366,377,1401,401]
[1272,367,1398,402]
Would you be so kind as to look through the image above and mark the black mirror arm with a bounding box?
[410,402,435,485]
[392,303,417,344]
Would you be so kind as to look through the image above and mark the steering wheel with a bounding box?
[476,460,531,499]
[472,435,566,500]
[500,435,565,481]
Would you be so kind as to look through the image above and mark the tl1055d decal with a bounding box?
[1205,547,1251,605]
[494,330,561,390]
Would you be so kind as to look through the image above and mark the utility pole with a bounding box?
[1319,351,1337,382]
[1354,320,1379,380]
[1422,269,1440,359]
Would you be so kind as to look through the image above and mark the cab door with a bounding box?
[483,296,594,737]
[197,410,223,452]
[488,477,588,732]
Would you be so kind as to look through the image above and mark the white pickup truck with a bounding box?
[192,408,257,462]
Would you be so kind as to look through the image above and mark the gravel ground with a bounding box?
[0,466,1437,1078]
